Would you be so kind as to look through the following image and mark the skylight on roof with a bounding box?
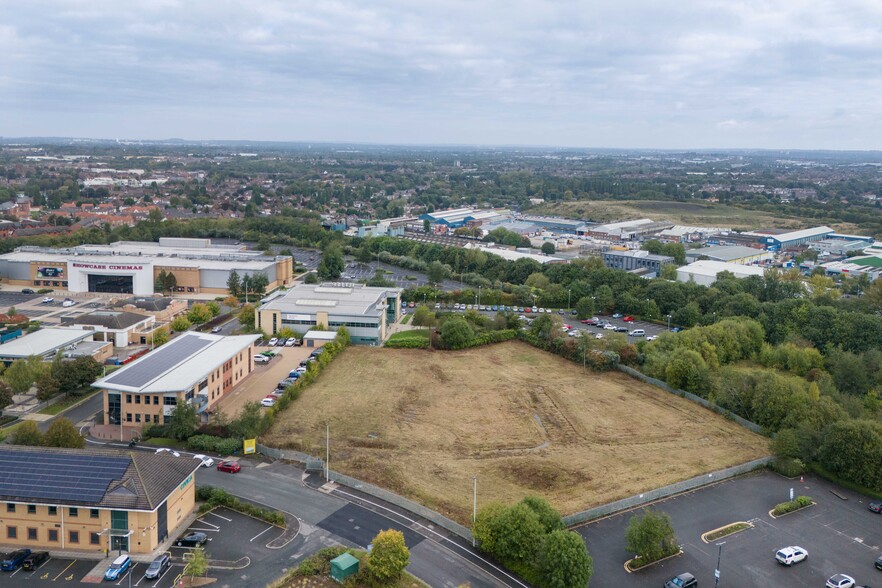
[295,299,338,307]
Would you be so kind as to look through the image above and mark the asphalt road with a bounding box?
[576,470,882,588]
[342,260,462,291]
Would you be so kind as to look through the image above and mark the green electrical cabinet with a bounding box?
[330,552,359,582]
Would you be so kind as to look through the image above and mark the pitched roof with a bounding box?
[63,310,150,330]
[0,446,199,512]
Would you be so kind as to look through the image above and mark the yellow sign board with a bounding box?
[243,439,256,455]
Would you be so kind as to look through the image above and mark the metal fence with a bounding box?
[256,444,474,541]
[616,364,766,435]
[563,456,773,527]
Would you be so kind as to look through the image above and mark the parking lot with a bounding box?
[0,556,94,585]
[576,470,882,588]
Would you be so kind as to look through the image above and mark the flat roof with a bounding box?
[0,328,93,359]
[304,330,337,340]
[677,260,767,279]
[767,226,833,243]
[686,245,769,261]
[259,283,401,316]
[472,245,564,264]
[94,332,259,393]
[604,249,674,261]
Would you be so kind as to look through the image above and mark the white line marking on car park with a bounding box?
[250,526,273,542]
[208,511,232,522]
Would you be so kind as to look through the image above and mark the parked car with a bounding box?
[268,337,278,346]
[144,553,171,580]
[293,338,303,346]
[645,335,658,342]
[210,326,222,333]
[603,324,616,330]
[276,338,287,346]
[775,546,808,565]
[612,312,623,319]
[875,555,882,571]
[671,327,682,333]
[217,460,241,473]
[193,454,215,468]
[629,329,645,337]
[21,288,34,294]
[623,315,634,322]
[1,549,32,571]
[21,551,49,571]
[62,299,76,307]
[868,501,882,513]
[408,302,415,308]
[664,572,697,588]
[826,575,855,588]
[103,555,131,581]
[176,532,208,547]
[254,354,270,364]
[261,396,276,407]
[614,325,628,332]
[285,338,296,347]
[41,297,54,304]
[155,448,181,457]
[595,333,604,339]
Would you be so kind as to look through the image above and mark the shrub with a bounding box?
[770,457,805,478]
[772,495,812,516]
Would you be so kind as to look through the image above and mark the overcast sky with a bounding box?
[2,0,882,149]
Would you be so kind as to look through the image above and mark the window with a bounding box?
[153,396,159,405]
[90,509,100,519]
[135,414,141,423]
[27,504,36,514]
[144,414,151,423]
[6,503,14,513]
[126,413,132,422]
[6,527,16,539]
[69,507,78,517]
[27,528,37,540]
[69,531,79,544]
[126,394,132,403]
[48,506,57,516]
[90,532,100,545]
[48,529,58,542]
[164,397,177,406]
[110,511,128,531]
[135,395,141,404]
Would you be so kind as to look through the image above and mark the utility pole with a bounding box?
[714,541,725,588]
[472,476,477,547]
[325,423,330,483]
[568,289,572,311]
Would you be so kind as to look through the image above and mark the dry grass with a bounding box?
[264,341,769,523]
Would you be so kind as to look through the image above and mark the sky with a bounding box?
[2,0,882,149]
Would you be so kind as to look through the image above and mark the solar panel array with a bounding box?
[104,334,212,389]
[0,449,131,504]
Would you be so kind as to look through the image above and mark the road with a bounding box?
[198,460,524,588]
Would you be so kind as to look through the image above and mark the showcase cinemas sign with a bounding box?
[72,263,145,271]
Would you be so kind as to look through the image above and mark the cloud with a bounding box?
[1,0,881,148]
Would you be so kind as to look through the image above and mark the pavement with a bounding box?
[576,470,882,588]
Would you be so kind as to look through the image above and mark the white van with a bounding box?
[628,329,645,337]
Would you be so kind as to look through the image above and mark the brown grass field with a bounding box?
[264,341,769,523]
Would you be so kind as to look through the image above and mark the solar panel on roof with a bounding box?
[0,449,130,505]
[103,334,212,389]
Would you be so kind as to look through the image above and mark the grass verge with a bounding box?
[702,522,752,543]
[809,463,882,500]
[39,389,101,415]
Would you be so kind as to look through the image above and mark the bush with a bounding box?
[772,495,813,516]
[770,457,805,478]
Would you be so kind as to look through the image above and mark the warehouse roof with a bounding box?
[685,245,769,262]
[0,328,93,360]
[765,226,833,243]
[94,332,259,393]
[0,446,199,512]
[677,260,767,279]
[259,283,401,316]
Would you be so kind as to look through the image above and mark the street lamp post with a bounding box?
[472,476,478,547]
[567,289,571,311]
[477,286,482,307]
[714,541,726,588]
[666,314,672,331]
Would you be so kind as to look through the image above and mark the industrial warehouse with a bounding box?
[0,238,293,296]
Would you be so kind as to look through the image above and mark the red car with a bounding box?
[623,316,635,322]
[217,460,241,474]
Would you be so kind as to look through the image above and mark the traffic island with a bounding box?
[624,549,683,573]
[701,521,753,543]
[769,495,814,518]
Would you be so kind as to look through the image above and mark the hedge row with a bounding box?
[196,486,286,527]
[187,434,243,456]
[772,495,812,516]
[448,329,517,350]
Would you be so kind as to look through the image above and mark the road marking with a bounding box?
[208,511,232,522]
[196,518,219,529]
[186,527,220,532]
[250,526,273,542]
[53,560,77,581]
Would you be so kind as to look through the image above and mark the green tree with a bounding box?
[167,402,198,441]
[34,372,61,401]
[427,261,448,285]
[226,270,241,297]
[521,496,564,533]
[170,316,192,332]
[574,296,595,319]
[164,271,178,292]
[538,530,593,588]
[625,509,679,563]
[440,317,474,348]
[3,356,45,393]
[11,420,44,446]
[473,502,507,554]
[594,285,614,313]
[412,306,436,328]
[151,327,170,347]
[206,301,221,317]
[155,269,169,293]
[423,219,431,233]
[238,303,256,331]
[55,357,102,394]
[43,418,85,448]
[659,263,678,281]
[231,401,265,439]
[184,547,208,580]
[541,242,556,255]
[335,325,351,346]
[492,503,545,564]
[187,303,213,324]
[318,243,344,280]
[304,272,319,284]
[365,529,410,583]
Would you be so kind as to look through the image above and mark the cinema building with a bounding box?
[0,238,293,295]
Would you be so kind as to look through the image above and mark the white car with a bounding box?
[210,326,222,333]
[826,574,855,588]
[155,448,181,457]
[775,546,808,566]
[595,333,604,339]
[193,454,215,468]
[568,330,581,337]
[42,297,54,304]
[62,299,75,307]
[294,366,307,375]
[645,335,658,342]
[285,338,296,347]
[253,354,270,364]
[267,337,278,346]
[260,397,276,408]
[603,324,616,330]
[435,303,441,309]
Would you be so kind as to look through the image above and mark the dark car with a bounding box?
[665,573,697,588]
[876,555,882,570]
[614,325,628,332]
[21,551,49,571]
[1,549,32,571]
[21,288,35,294]
[869,501,882,513]
[176,532,208,547]
[217,460,241,473]
[144,553,171,579]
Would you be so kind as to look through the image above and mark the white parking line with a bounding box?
[250,526,273,542]
[207,511,232,522]
[185,527,219,532]
[196,518,219,529]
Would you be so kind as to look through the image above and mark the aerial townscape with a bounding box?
[2,3,882,588]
